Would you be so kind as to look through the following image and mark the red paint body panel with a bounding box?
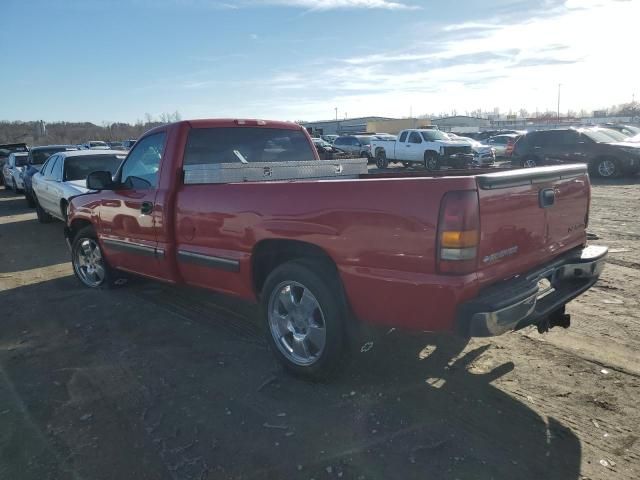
[67,119,591,333]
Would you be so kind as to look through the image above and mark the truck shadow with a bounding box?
[0,275,582,480]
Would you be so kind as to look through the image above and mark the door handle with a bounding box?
[140,201,154,215]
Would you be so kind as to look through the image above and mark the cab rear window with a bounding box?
[183,127,316,165]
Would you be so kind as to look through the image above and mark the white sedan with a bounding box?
[2,152,29,191]
[32,150,125,222]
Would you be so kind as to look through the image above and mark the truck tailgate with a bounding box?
[474,165,589,288]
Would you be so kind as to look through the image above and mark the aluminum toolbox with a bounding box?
[183,158,368,184]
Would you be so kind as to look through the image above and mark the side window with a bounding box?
[44,156,59,178]
[40,157,51,175]
[53,157,64,181]
[408,132,422,144]
[120,132,166,190]
[334,138,344,146]
[399,131,408,143]
[558,131,579,146]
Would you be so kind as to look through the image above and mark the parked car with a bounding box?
[320,135,338,144]
[108,141,125,150]
[599,124,640,137]
[371,129,474,170]
[0,143,29,185]
[456,136,496,166]
[64,118,607,378]
[2,152,29,191]
[511,127,640,178]
[32,150,125,223]
[23,145,79,207]
[333,135,374,159]
[121,139,137,150]
[82,141,110,150]
[312,138,349,160]
[475,130,525,141]
[487,134,521,157]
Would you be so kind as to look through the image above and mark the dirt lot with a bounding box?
[1,176,639,480]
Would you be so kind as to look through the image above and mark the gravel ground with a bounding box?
[0,174,638,480]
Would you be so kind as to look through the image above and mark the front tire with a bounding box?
[375,150,388,169]
[25,192,36,208]
[71,226,116,289]
[522,156,539,168]
[424,152,439,171]
[262,260,346,379]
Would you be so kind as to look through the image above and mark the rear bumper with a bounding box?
[457,245,608,337]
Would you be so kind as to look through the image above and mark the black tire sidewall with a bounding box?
[35,198,51,223]
[261,260,346,379]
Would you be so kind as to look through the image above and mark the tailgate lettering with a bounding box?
[483,246,518,264]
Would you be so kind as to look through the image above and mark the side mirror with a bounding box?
[86,171,113,190]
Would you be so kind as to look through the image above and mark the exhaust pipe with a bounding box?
[537,307,571,333]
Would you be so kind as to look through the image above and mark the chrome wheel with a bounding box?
[425,156,438,170]
[268,281,326,367]
[597,159,616,178]
[523,158,537,168]
[73,238,106,287]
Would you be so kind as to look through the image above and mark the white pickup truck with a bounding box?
[371,129,475,170]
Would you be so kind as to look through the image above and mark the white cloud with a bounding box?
[254,0,640,120]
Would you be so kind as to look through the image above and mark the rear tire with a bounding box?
[35,197,53,223]
[522,156,540,168]
[261,260,347,379]
[424,152,439,171]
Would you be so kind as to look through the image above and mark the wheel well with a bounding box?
[60,199,68,216]
[68,219,93,241]
[252,239,338,296]
[374,147,385,157]
[424,150,438,159]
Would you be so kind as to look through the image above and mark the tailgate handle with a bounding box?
[539,188,555,208]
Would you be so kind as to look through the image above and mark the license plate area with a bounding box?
[537,277,555,299]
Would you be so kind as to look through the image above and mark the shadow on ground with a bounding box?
[0,274,582,480]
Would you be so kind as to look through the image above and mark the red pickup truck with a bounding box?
[65,119,607,378]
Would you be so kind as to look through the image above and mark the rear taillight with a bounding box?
[505,139,514,156]
[437,190,480,274]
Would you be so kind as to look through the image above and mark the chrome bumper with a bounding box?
[459,245,608,337]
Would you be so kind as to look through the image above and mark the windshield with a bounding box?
[63,154,124,181]
[421,130,450,141]
[15,154,28,166]
[355,136,372,145]
[31,148,72,165]
[583,129,630,143]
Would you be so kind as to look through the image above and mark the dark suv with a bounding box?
[511,128,640,178]
[23,145,78,207]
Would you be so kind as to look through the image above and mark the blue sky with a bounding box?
[1,0,637,123]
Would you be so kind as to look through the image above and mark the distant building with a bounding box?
[431,116,491,133]
[366,118,431,135]
[302,116,392,136]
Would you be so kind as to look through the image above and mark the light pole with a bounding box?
[557,83,561,122]
[334,107,338,122]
